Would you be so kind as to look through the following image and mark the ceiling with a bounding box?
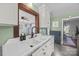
[33,3,79,17]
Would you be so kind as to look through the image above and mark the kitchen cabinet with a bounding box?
[0,3,18,26]
[32,39,54,56]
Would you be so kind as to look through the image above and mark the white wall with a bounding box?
[39,5,50,35]
[24,3,39,13]
[19,9,35,23]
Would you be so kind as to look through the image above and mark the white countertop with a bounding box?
[2,34,54,56]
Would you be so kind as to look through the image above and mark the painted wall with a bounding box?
[32,4,39,13]
[39,5,50,35]
[0,26,13,46]
[24,3,39,13]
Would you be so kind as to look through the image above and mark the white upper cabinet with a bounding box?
[0,3,18,26]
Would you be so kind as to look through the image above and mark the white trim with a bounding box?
[61,16,79,45]
[61,18,64,45]
[63,16,79,21]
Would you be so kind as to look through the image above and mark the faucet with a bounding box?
[31,26,37,38]
[20,32,26,41]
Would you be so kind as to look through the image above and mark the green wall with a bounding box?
[0,26,13,46]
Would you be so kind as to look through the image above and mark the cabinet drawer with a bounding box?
[32,47,47,56]
[44,40,54,49]
[32,40,54,56]
[32,45,54,56]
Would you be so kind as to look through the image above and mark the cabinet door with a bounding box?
[32,40,54,56]
[0,3,18,26]
[46,41,54,55]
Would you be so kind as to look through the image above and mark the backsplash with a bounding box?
[0,26,13,46]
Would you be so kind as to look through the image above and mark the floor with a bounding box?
[0,43,77,56]
[63,36,76,46]
[54,43,77,56]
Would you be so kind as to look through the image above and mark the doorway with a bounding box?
[61,16,79,48]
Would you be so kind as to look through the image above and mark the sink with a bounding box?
[3,33,54,56]
[20,34,50,48]
[22,38,40,48]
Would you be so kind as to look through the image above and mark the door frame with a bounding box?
[61,16,79,45]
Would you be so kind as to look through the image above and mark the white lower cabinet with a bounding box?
[32,39,54,56]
